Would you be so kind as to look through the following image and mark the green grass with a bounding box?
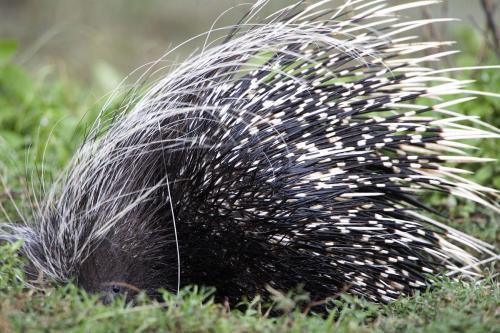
[0,242,498,333]
[0,29,499,332]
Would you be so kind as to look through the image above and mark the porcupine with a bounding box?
[1,0,499,305]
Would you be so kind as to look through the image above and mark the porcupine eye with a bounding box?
[77,239,141,303]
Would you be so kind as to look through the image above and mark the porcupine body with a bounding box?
[1,0,499,305]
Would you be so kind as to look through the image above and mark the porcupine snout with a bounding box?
[76,213,179,303]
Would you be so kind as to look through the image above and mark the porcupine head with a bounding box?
[2,187,178,303]
[1,0,499,305]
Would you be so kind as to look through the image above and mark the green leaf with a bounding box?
[0,64,34,103]
[1,130,25,148]
[0,40,18,66]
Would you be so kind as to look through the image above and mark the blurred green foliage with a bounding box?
[0,40,103,220]
[451,28,500,186]
[0,40,95,170]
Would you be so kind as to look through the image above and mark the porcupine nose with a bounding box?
[100,292,115,305]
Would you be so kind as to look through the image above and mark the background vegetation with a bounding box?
[0,1,498,332]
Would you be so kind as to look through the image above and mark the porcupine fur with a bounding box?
[1,0,499,305]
